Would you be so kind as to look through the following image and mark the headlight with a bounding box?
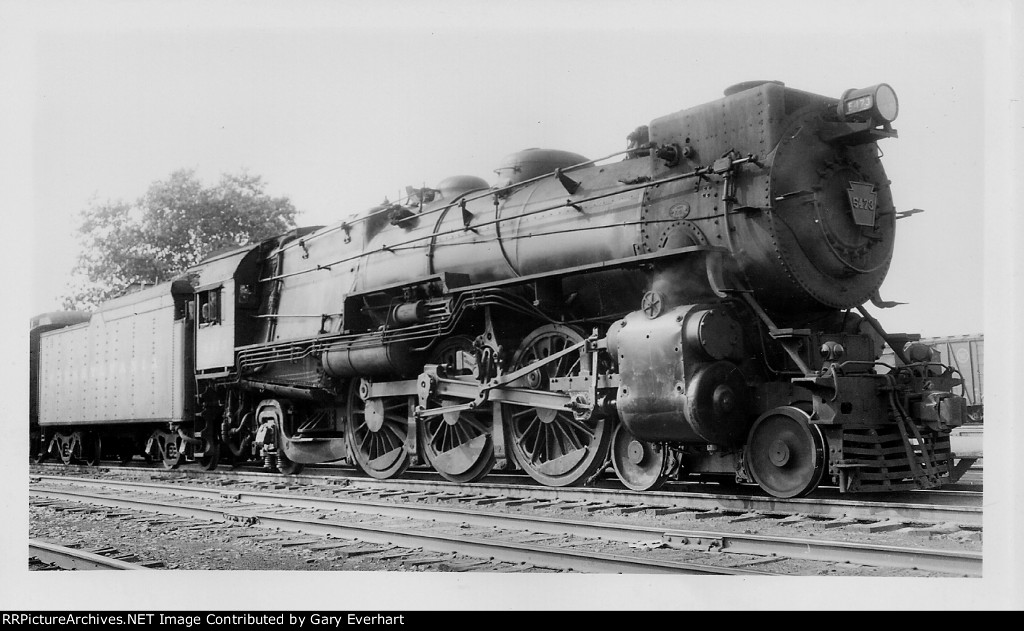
[904,341,935,363]
[837,84,899,123]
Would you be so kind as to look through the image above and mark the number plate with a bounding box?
[847,181,878,227]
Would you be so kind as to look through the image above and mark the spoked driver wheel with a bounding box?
[504,325,611,487]
[745,406,827,498]
[420,400,495,483]
[610,423,675,491]
[419,336,495,483]
[345,380,410,479]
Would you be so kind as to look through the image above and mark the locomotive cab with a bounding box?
[189,244,266,376]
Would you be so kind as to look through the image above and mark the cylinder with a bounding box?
[609,305,750,446]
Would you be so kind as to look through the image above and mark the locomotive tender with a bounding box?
[32,80,969,497]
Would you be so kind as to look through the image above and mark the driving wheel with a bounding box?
[504,324,611,487]
[345,380,410,479]
[419,336,494,483]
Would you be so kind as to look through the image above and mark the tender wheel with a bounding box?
[54,433,77,465]
[610,423,674,491]
[150,430,184,470]
[419,336,495,483]
[81,432,102,467]
[345,381,410,479]
[118,436,137,465]
[33,441,49,464]
[276,449,304,475]
[33,430,51,463]
[745,406,827,498]
[30,429,42,461]
[504,325,612,487]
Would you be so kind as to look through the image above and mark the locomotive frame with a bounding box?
[32,80,969,498]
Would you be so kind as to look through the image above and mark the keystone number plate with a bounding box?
[847,181,878,227]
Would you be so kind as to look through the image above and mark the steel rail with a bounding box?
[32,461,986,509]
[30,465,983,525]
[805,488,983,507]
[345,479,985,524]
[34,476,981,576]
[30,485,773,575]
[29,539,147,571]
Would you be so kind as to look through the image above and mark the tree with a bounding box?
[63,169,298,310]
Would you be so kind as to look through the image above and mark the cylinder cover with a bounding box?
[609,304,750,446]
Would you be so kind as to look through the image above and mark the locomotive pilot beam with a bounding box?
[32,81,968,498]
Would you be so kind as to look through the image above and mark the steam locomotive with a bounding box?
[31,80,969,498]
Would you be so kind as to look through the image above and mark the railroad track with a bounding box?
[29,539,157,570]
[36,457,985,488]
[30,463,983,527]
[30,475,981,576]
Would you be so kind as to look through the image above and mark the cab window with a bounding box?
[198,289,221,326]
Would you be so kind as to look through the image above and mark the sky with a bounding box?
[18,1,995,338]
[3,0,1022,612]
